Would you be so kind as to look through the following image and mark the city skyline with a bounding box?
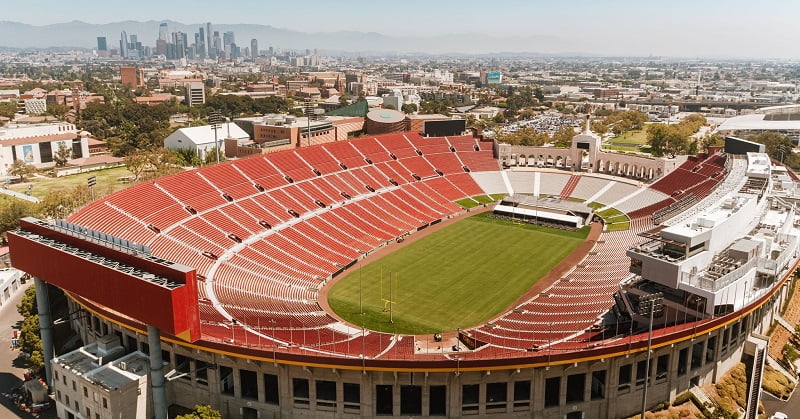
[0,0,799,58]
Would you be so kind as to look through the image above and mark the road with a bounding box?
[763,390,798,418]
[0,283,55,418]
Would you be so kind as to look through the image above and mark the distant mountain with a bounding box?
[0,20,568,54]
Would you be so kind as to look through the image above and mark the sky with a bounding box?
[4,0,800,58]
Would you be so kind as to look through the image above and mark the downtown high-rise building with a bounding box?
[158,22,168,41]
[120,31,129,58]
[251,38,258,60]
[197,27,206,58]
[96,37,107,51]
[206,22,214,58]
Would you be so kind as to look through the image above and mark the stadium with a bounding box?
[8,129,800,419]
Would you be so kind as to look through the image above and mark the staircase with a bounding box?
[559,174,581,200]
[689,385,716,414]
[745,346,767,419]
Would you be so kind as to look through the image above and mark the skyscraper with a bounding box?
[97,37,107,51]
[251,39,258,60]
[198,27,206,58]
[120,31,129,58]
[206,22,214,59]
[158,22,168,41]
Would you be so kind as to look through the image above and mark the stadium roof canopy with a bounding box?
[716,113,800,132]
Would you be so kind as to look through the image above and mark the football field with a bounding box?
[327,213,589,334]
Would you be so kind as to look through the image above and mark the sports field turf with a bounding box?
[327,213,589,334]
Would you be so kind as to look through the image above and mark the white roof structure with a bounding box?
[164,123,249,147]
[717,113,800,132]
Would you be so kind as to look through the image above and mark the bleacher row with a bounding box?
[69,138,732,360]
[69,133,498,351]
[466,153,730,354]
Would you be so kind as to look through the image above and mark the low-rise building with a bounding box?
[52,335,151,419]
[163,122,250,161]
[0,122,90,175]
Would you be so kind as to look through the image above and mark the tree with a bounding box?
[0,101,18,119]
[175,148,202,167]
[176,405,222,419]
[125,149,150,181]
[747,132,799,169]
[53,142,73,167]
[383,104,396,110]
[496,128,549,146]
[552,125,576,148]
[783,344,799,364]
[46,103,70,119]
[38,185,91,220]
[9,160,36,181]
[17,285,37,319]
[401,103,417,114]
[0,199,38,242]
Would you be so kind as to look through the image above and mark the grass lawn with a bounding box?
[327,213,589,334]
[595,207,630,231]
[609,129,648,145]
[5,166,133,199]
[603,144,641,152]
[456,194,504,208]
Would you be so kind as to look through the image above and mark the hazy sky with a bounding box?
[5,0,800,58]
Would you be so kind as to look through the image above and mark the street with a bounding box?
[0,283,54,418]
[763,390,798,418]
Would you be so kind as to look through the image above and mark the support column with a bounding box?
[34,277,54,388]
[147,325,167,419]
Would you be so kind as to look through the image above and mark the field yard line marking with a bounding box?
[586,181,615,204]
[533,172,541,197]
[500,170,514,196]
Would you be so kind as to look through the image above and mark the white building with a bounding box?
[184,82,205,107]
[0,122,90,176]
[23,98,47,115]
[163,122,250,161]
[52,335,152,419]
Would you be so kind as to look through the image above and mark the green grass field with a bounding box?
[455,194,506,209]
[609,129,648,145]
[327,213,589,334]
[5,166,132,199]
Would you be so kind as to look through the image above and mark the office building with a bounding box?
[119,31,128,59]
[250,39,258,60]
[120,67,144,88]
[158,22,168,41]
[184,82,205,107]
[205,22,213,58]
[96,37,107,52]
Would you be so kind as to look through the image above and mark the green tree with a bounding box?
[383,104,396,110]
[17,285,37,319]
[783,343,798,364]
[748,132,798,169]
[46,103,70,119]
[0,101,18,119]
[174,148,202,167]
[53,143,73,167]
[0,199,38,241]
[401,103,417,114]
[552,125,576,148]
[176,405,222,419]
[124,149,150,181]
[9,160,36,181]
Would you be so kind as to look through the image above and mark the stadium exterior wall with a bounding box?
[61,272,790,418]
